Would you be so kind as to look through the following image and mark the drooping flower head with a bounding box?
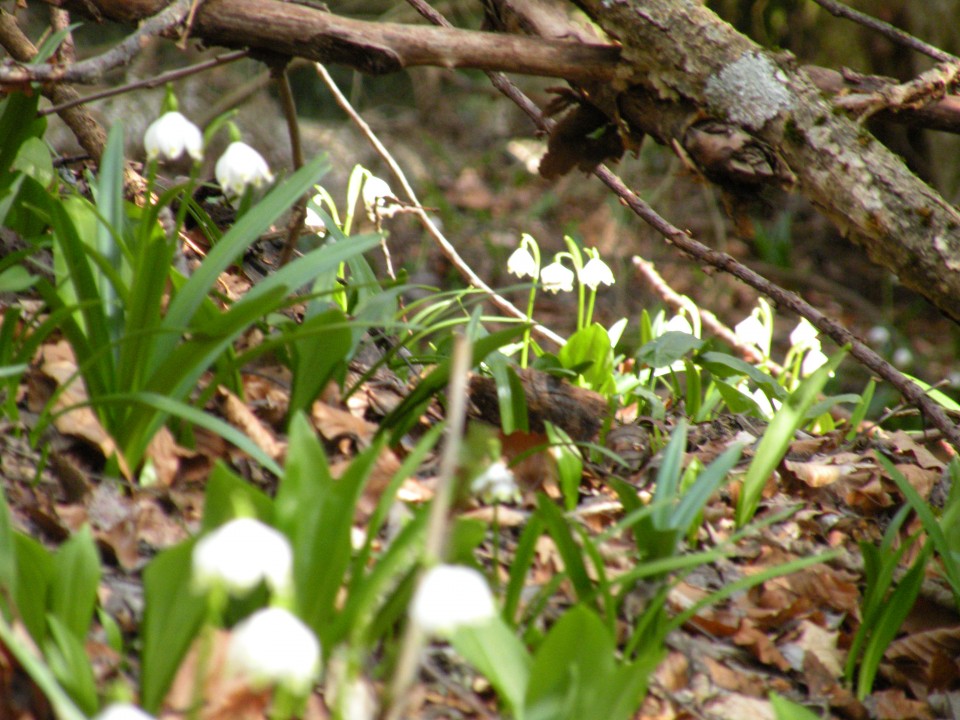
[578,251,615,291]
[143,111,203,162]
[471,461,520,504]
[227,607,321,695]
[192,517,293,598]
[540,258,575,294]
[215,141,274,197]
[410,564,496,635]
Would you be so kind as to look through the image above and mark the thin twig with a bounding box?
[383,334,472,720]
[38,50,249,117]
[810,0,956,63]
[274,65,307,267]
[314,62,565,348]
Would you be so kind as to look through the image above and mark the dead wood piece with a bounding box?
[468,368,608,442]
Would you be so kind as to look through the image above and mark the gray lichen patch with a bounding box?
[705,52,794,130]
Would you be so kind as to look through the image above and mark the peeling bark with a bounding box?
[573,0,960,323]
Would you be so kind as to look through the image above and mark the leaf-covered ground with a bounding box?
[4,300,959,719]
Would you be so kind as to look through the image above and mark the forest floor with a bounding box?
[5,39,960,719]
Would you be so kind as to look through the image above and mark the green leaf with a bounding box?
[287,306,352,418]
[0,265,37,292]
[452,616,531,719]
[559,324,614,394]
[535,495,592,603]
[770,693,821,720]
[545,422,582,511]
[856,543,930,698]
[0,483,17,607]
[45,614,98,715]
[0,613,86,720]
[158,154,331,363]
[736,349,846,526]
[0,92,45,177]
[276,414,379,645]
[141,540,206,713]
[636,332,703,368]
[487,353,529,434]
[12,534,54,644]
[11,137,54,187]
[201,463,275,531]
[382,325,526,442]
[49,525,100,642]
[525,605,646,720]
[698,351,785,400]
[30,23,82,65]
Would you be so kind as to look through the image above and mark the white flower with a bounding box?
[800,347,829,377]
[867,325,891,346]
[192,518,292,597]
[893,347,913,368]
[789,317,820,352]
[540,260,575,293]
[143,111,202,162]
[227,608,321,695]
[507,246,538,279]
[735,313,769,356]
[410,565,496,635]
[94,704,155,720]
[751,388,780,419]
[361,175,396,220]
[304,206,327,233]
[664,314,694,335]
[215,141,274,196]
[471,461,520,504]
[579,256,615,290]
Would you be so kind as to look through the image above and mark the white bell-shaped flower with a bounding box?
[192,518,292,598]
[93,704,155,720]
[789,317,820,352]
[540,260,575,294]
[410,564,496,635]
[578,256,615,290]
[215,141,274,197]
[507,246,538,279]
[143,111,203,162]
[227,607,321,695]
[735,313,769,357]
[361,175,396,220]
[471,461,519,504]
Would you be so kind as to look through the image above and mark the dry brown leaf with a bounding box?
[865,688,935,720]
[888,430,945,471]
[220,387,286,461]
[733,620,791,671]
[704,693,775,720]
[783,458,858,488]
[784,620,844,677]
[145,426,195,488]
[892,463,940,501]
[312,400,377,447]
[35,341,131,478]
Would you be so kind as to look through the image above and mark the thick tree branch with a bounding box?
[572,0,960,326]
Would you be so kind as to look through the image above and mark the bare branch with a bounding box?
[810,0,955,63]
